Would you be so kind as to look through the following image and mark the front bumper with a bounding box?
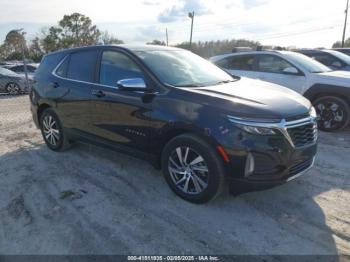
[218,122,318,195]
[228,156,315,195]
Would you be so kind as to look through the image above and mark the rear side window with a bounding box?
[56,56,69,77]
[310,53,341,67]
[67,50,98,82]
[99,51,143,86]
[257,55,294,73]
[36,53,64,78]
[216,55,255,71]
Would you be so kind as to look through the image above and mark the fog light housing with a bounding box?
[245,153,255,177]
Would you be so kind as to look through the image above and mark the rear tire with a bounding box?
[313,96,350,131]
[39,108,71,152]
[161,133,225,204]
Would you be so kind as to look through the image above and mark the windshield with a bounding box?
[326,50,350,65]
[135,50,234,87]
[0,67,19,77]
[283,52,332,73]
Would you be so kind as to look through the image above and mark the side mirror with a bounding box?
[331,61,342,69]
[283,67,299,75]
[117,78,147,91]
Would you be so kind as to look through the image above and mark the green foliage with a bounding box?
[332,38,350,48]
[100,31,124,45]
[176,39,261,58]
[41,13,101,52]
[147,39,166,46]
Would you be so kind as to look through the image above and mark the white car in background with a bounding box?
[210,50,350,131]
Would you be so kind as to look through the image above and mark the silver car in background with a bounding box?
[0,67,29,95]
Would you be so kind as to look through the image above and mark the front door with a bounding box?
[89,49,153,150]
[255,54,307,93]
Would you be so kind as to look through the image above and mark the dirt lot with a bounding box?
[0,95,349,255]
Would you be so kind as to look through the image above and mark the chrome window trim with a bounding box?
[52,55,122,90]
[227,115,318,148]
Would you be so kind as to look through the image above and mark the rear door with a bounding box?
[89,49,153,150]
[53,49,99,135]
[255,54,307,93]
[215,54,259,79]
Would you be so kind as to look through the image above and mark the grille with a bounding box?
[289,158,313,177]
[287,123,317,147]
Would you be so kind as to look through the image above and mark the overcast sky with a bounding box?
[0,0,347,48]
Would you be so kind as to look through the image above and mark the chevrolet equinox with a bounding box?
[31,45,318,203]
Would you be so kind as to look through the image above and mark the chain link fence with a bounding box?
[0,93,32,131]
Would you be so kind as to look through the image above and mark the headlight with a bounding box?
[310,106,317,118]
[236,124,276,135]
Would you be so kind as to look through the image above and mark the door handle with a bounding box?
[92,89,105,97]
[50,82,59,88]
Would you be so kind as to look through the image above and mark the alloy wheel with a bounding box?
[6,83,20,95]
[42,115,60,146]
[316,100,344,130]
[168,146,209,195]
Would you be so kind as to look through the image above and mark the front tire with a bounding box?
[40,108,71,151]
[313,96,350,131]
[161,134,225,204]
[6,82,21,95]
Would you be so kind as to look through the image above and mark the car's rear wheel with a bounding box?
[40,108,71,151]
[313,96,350,131]
[161,134,225,203]
[6,82,21,95]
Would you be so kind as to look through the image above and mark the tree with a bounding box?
[100,31,124,45]
[332,38,350,48]
[41,13,101,52]
[0,29,27,60]
[28,37,45,62]
[175,39,260,58]
[147,39,166,46]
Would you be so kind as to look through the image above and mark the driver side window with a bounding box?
[257,55,295,74]
[99,51,144,86]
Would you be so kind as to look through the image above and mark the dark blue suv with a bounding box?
[31,45,317,203]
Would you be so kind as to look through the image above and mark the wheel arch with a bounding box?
[37,103,52,124]
[304,84,350,105]
[155,126,228,169]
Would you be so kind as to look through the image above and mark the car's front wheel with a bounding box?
[313,96,350,131]
[161,134,225,203]
[6,82,21,95]
[40,108,71,151]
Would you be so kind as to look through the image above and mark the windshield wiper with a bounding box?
[176,84,203,87]
[213,79,236,85]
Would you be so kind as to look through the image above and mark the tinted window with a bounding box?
[309,53,340,67]
[11,66,23,72]
[99,51,144,86]
[36,53,64,77]
[218,55,254,70]
[67,50,98,82]
[56,56,69,77]
[257,55,294,73]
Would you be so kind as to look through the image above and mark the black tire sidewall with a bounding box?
[40,109,65,151]
[313,96,350,132]
[161,134,225,204]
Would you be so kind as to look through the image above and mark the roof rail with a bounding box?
[232,47,253,53]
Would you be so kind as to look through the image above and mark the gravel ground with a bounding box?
[0,95,349,255]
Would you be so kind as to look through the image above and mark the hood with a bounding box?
[312,70,350,87]
[185,77,311,120]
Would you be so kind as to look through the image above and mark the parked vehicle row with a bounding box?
[31,45,317,203]
[296,49,350,71]
[0,67,30,94]
[210,50,350,131]
[0,63,37,94]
